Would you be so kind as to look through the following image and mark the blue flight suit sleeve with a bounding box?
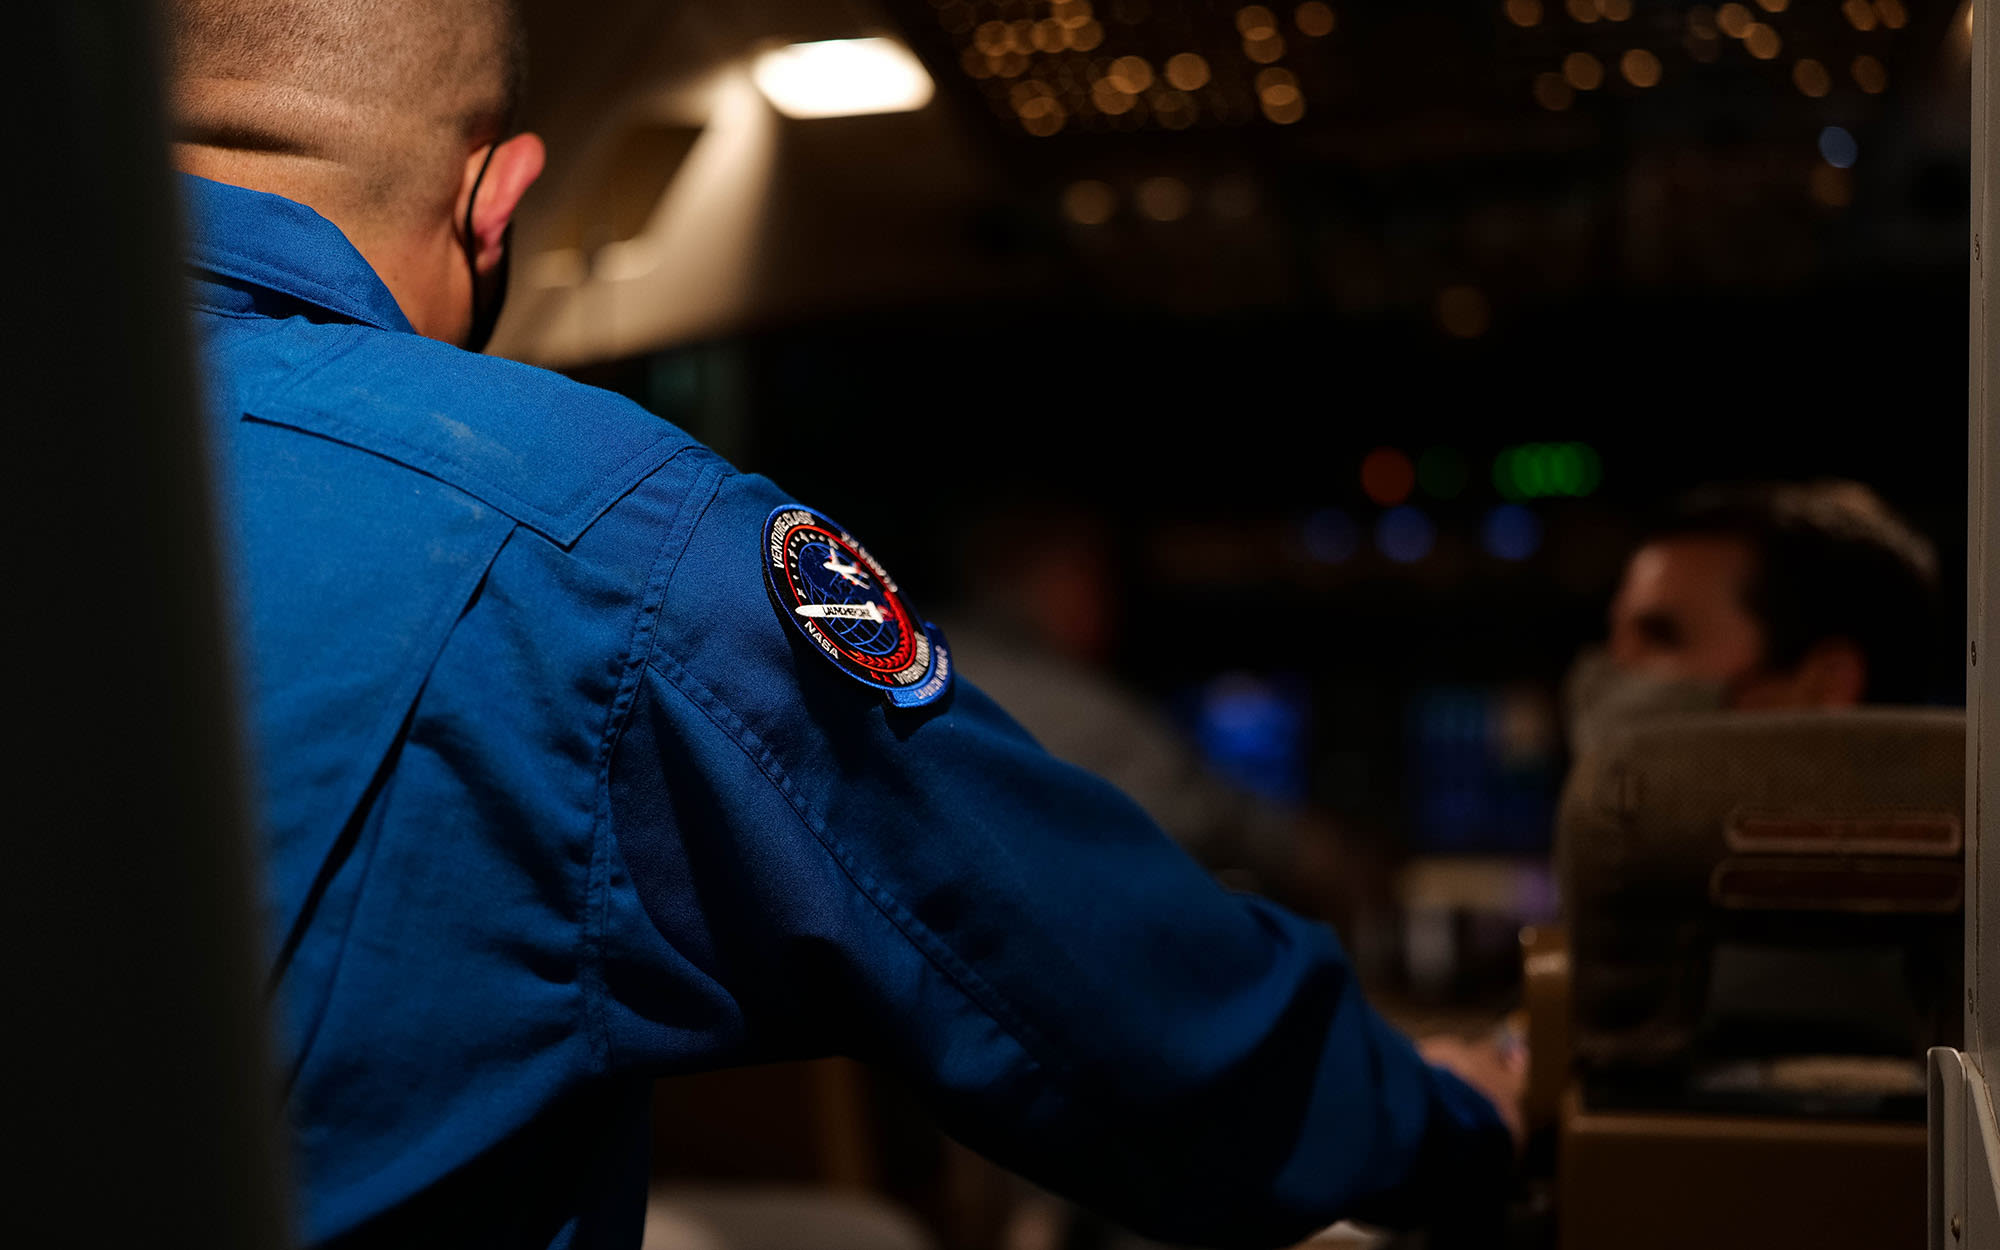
[602,470,1510,1247]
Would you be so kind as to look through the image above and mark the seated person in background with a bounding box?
[1567,480,1940,751]
[939,506,1376,930]
[1496,482,1943,1142]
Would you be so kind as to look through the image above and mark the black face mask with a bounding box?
[461,142,513,354]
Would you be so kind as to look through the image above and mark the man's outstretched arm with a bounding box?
[602,470,1516,1247]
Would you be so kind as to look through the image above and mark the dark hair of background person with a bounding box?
[1648,481,1942,704]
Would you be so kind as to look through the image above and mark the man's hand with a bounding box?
[1419,1030,1528,1152]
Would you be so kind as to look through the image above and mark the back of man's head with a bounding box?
[1649,480,1940,703]
[171,0,523,232]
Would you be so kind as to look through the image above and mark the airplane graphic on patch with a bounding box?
[823,555,871,587]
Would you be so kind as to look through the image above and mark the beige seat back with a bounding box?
[1557,708,1963,1105]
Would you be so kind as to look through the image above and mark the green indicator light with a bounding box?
[1419,447,1468,499]
[1576,444,1603,495]
[1492,442,1604,498]
[1517,443,1549,498]
[1549,443,1583,496]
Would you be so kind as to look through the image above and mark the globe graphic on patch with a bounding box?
[796,539,903,658]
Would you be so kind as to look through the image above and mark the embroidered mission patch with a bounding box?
[763,506,953,708]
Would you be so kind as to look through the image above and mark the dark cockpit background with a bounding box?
[6,4,1971,1249]
[495,0,1969,1019]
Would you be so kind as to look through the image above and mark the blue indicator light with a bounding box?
[1303,508,1360,564]
[1482,504,1543,561]
[1376,506,1436,563]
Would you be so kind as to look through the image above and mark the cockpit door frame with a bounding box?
[1934,3,2000,1245]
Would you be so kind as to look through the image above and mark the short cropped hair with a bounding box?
[1646,481,1941,703]
[171,0,524,222]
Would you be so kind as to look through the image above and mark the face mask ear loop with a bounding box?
[461,142,502,352]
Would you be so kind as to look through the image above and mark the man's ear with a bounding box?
[1793,637,1869,707]
[459,132,546,273]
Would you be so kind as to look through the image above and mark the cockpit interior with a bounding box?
[12,1,2000,1248]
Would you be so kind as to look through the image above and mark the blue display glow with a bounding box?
[1482,504,1543,561]
[1376,506,1435,563]
[1303,508,1360,564]
[1819,125,1858,169]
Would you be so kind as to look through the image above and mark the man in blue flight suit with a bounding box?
[169,1,1519,1246]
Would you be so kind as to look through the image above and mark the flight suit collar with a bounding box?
[180,173,416,335]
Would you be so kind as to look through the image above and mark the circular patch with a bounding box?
[764,506,953,708]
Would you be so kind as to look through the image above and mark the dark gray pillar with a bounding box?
[1,2,291,1246]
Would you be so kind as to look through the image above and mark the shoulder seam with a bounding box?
[243,334,694,546]
[585,458,730,1071]
[247,404,689,546]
